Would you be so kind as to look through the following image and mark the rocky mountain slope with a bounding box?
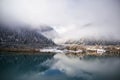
[65,38,120,45]
[0,24,56,49]
[35,25,59,40]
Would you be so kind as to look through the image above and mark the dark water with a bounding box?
[0,52,120,80]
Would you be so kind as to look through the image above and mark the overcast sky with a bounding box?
[0,0,120,43]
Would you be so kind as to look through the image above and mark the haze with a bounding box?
[0,0,120,43]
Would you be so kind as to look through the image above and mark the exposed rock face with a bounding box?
[0,24,56,49]
[65,38,120,45]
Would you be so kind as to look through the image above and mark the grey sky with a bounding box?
[0,0,120,43]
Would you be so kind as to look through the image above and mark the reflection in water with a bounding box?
[0,52,120,80]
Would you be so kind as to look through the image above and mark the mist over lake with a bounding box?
[0,52,120,80]
[0,0,120,80]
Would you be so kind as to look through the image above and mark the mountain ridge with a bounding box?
[65,38,120,45]
[0,24,56,49]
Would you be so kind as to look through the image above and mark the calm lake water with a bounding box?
[0,52,120,80]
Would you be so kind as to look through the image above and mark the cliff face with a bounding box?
[0,24,56,49]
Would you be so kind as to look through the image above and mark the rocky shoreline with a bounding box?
[0,46,120,57]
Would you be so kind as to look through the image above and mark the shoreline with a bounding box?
[0,48,120,57]
[0,48,40,53]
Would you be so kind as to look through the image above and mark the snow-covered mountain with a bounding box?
[65,38,120,45]
[0,24,56,49]
[34,25,59,40]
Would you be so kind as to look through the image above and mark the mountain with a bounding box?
[65,38,120,45]
[0,24,56,49]
[34,25,59,40]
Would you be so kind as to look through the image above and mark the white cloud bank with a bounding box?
[0,0,120,43]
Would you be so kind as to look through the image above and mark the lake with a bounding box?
[0,52,120,80]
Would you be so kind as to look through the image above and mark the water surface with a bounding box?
[0,52,120,80]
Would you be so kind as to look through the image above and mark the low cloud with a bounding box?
[0,0,120,43]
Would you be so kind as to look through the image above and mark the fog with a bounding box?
[0,0,120,43]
